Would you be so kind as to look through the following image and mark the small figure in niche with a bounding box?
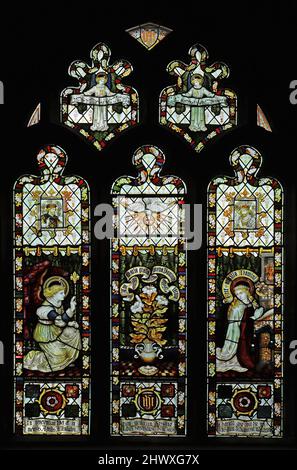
[41,202,62,229]
[234,202,256,230]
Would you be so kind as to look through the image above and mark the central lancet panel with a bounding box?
[110,145,187,436]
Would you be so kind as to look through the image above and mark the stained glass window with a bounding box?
[159,44,237,152]
[61,43,139,151]
[14,145,91,435]
[27,103,41,127]
[111,145,187,436]
[207,145,283,437]
[126,23,172,50]
[257,104,272,132]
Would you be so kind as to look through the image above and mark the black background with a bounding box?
[0,2,297,465]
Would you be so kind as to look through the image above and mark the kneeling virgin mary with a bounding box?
[216,271,273,373]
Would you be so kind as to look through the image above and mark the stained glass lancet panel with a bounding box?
[14,145,91,435]
[111,145,187,436]
[159,44,237,153]
[61,43,139,152]
[207,145,283,437]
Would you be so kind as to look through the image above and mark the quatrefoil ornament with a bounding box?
[61,43,139,151]
[159,43,237,153]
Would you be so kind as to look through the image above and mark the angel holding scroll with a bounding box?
[83,72,130,132]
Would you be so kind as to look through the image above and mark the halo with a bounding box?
[222,269,259,304]
[231,277,255,295]
[43,276,69,297]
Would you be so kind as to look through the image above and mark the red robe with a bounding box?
[237,307,255,369]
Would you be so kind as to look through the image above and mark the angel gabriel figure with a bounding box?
[24,275,81,373]
[216,270,273,373]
